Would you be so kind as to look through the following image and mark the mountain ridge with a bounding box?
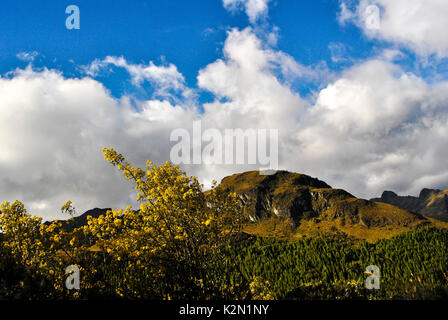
[49,170,448,242]
[371,188,448,222]
[45,207,110,232]
[217,170,448,242]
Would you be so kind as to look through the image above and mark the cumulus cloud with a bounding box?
[223,0,271,24]
[339,0,448,58]
[293,58,448,198]
[84,56,194,101]
[3,24,448,220]
[195,28,448,200]
[198,28,320,97]
[0,28,313,219]
[0,66,196,220]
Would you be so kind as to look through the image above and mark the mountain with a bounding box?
[45,208,110,232]
[218,171,448,242]
[371,188,448,222]
[46,171,448,242]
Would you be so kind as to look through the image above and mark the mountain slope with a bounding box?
[218,171,448,242]
[45,208,110,232]
[371,188,448,222]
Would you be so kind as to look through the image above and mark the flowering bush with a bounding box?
[0,147,246,299]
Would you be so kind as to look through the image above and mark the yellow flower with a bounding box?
[112,219,121,227]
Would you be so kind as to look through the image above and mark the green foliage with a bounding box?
[220,227,448,299]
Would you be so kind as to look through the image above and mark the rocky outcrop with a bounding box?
[219,171,352,223]
[371,188,448,222]
[218,171,426,228]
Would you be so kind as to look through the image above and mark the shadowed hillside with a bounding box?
[371,189,448,222]
[45,208,110,232]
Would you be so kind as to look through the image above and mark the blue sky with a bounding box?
[2,0,448,218]
[0,0,384,99]
[2,0,445,98]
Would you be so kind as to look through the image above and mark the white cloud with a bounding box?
[293,58,448,198]
[339,0,448,58]
[337,2,356,25]
[223,0,271,24]
[0,27,314,220]
[3,26,448,221]
[198,28,308,129]
[0,66,196,220]
[16,51,38,62]
[198,28,319,98]
[194,27,309,186]
[195,34,448,199]
[84,56,193,100]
